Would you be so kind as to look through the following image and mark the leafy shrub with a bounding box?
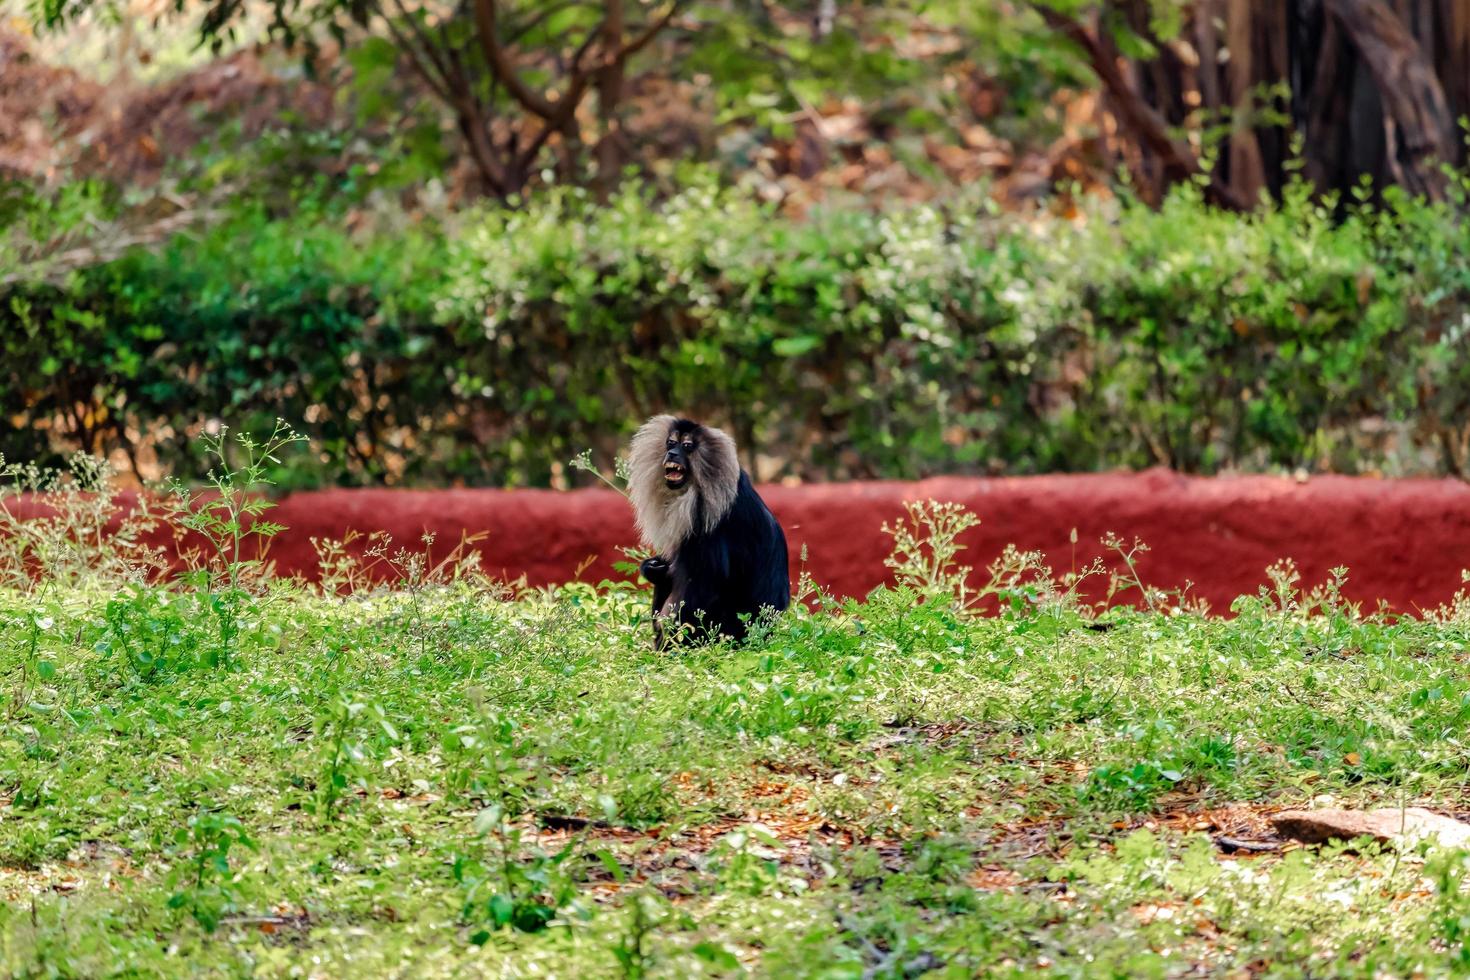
[165,811,257,932]
[5,173,1470,485]
[1,199,448,488]
[99,586,200,680]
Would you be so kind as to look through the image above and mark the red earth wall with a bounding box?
[118,470,1470,614]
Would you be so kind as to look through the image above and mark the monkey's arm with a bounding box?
[640,556,673,615]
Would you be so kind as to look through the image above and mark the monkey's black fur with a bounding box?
[632,418,789,646]
[640,470,789,644]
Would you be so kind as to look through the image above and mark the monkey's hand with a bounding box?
[640,556,671,584]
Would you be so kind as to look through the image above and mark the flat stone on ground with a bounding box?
[1270,807,1470,849]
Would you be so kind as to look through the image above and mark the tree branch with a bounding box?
[1033,3,1248,210]
[473,0,558,118]
[2,208,221,287]
[390,0,456,83]
[614,0,685,63]
[378,3,453,102]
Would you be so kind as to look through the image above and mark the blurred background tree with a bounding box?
[19,1,1466,206]
[23,0,1051,203]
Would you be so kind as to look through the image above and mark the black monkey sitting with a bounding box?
[628,416,789,646]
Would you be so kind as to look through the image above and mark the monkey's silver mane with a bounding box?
[628,414,741,558]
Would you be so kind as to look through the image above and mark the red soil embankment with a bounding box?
[246,470,1470,613]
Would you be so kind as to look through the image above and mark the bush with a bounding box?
[2,196,449,488]
[4,173,1468,486]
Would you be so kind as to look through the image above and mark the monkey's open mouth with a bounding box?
[663,461,687,489]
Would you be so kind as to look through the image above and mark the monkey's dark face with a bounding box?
[663,424,699,491]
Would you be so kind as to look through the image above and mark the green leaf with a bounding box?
[692,942,741,969]
[590,848,627,884]
[345,36,398,72]
[773,335,821,357]
[473,806,503,835]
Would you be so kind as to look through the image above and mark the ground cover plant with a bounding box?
[7,451,1470,976]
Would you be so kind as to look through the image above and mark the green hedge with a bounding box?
[5,176,1470,487]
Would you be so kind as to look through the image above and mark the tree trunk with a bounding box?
[1322,0,1454,199]
[1081,0,1461,204]
[1037,5,1247,208]
[594,0,628,201]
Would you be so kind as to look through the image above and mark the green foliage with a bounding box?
[8,173,1470,484]
[6,200,448,481]
[99,585,200,680]
[314,694,370,823]
[164,420,307,665]
[165,810,257,932]
[450,703,590,939]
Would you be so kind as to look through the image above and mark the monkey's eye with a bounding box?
[682,441,695,451]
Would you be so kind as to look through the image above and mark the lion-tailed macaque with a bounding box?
[628,416,789,646]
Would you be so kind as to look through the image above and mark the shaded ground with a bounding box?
[0,27,335,186]
[0,30,100,180]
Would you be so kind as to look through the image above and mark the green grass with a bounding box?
[7,572,1470,978]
